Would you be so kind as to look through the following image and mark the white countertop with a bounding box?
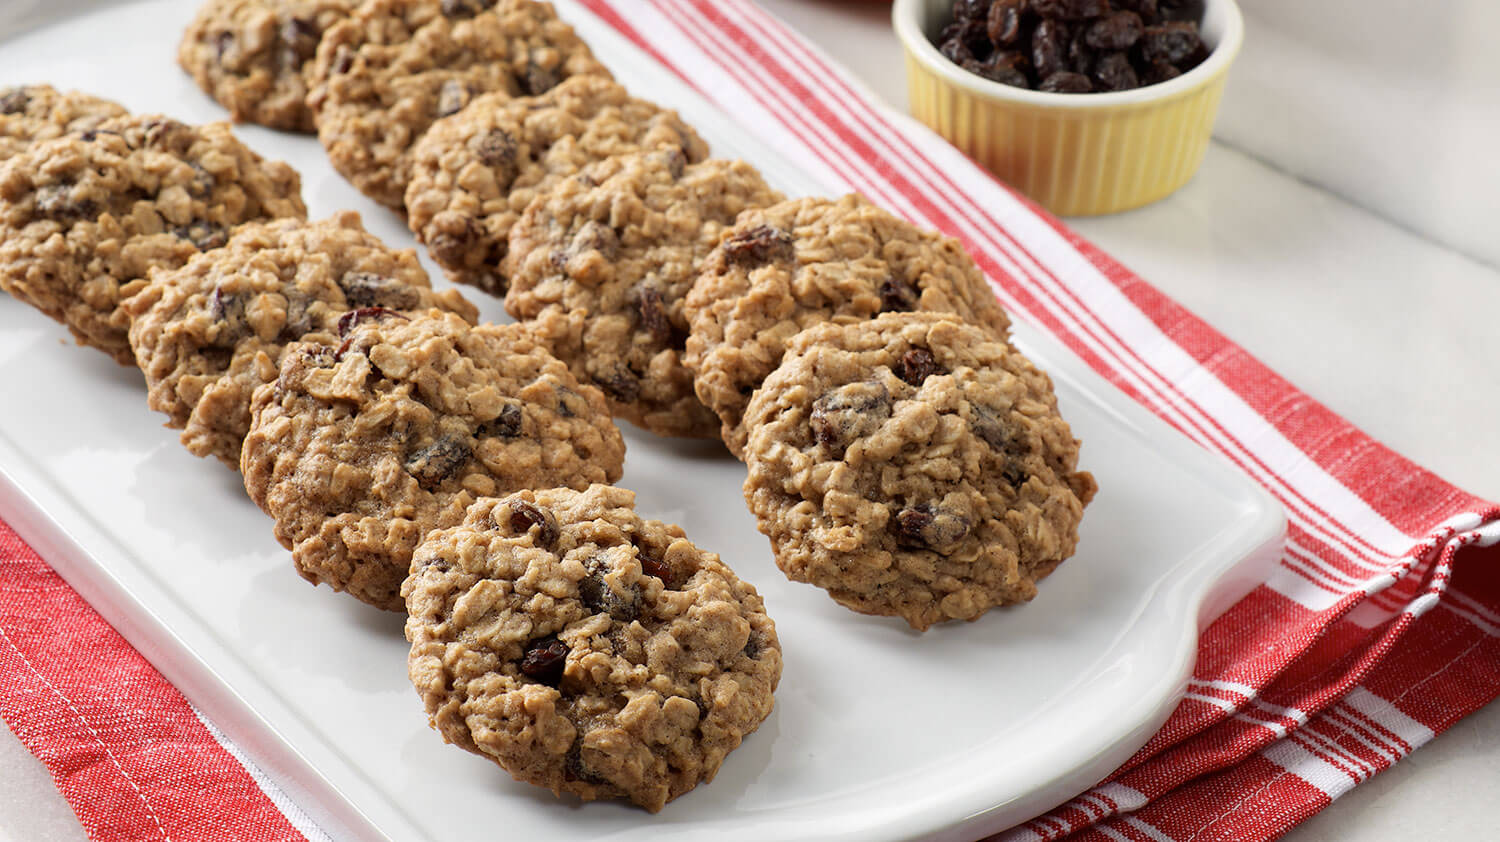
[2,1,1497,840]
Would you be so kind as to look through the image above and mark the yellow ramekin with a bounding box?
[893,0,1244,216]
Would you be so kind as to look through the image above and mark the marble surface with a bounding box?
[1214,0,1500,271]
[2,1,1498,840]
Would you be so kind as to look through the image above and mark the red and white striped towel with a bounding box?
[3,1,1498,840]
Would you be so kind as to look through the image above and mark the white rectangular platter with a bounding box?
[0,2,1286,840]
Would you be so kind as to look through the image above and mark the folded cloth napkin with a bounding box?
[3,1,1497,840]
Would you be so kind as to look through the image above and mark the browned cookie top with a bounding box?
[404,75,708,295]
[405,484,781,811]
[0,115,306,364]
[682,194,1012,457]
[126,211,477,468]
[504,151,782,438]
[241,312,625,610]
[305,0,611,208]
[0,84,128,162]
[177,0,353,133]
[741,312,1094,631]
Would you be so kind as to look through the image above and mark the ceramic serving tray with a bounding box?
[0,2,1285,839]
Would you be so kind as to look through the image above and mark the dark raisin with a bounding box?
[564,741,604,783]
[280,17,320,64]
[211,30,236,61]
[441,0,494,18]
[951,0,989,22]
[172,221,228,250]
[996,67,1033,89]
[961,57,998,85]
[956,16,994,58]
[970,403,1030,485]
[1157,0,1204,24]
[1086,11,1144,50]
[879,277,920,313]
[338,272,421,309]
[1178,40,1211,73]
[658,147,688,179]
[1031,19,1071,81]
[404,436,472,490]
[436,79,470,118]
[330,46,355,76]
[598,367,640,403]
[1115,0,1159,23]
[275,295,313,343]
[636,284,674,345]
[1092,51,1140,91]
[893,505,972,553]
[743,633,762,660]
[208,286,245,335]
[0,88,30,115]
[522,59,561,96]
[1032,0,1108,20]
[435,211,487,262]
[927,509,972,552]
[1067,28,1096,75]
[568,220,618,261]
[508,500,557,547]
[143,118,181,149]
[520,637,568,685]
[1140,60,1183,85]
[986,0,1025,46]
[894,507,933,548]
[472,129,517,169]
[939,35,975,66]
[640,555,672,584]
[185,163,215,199]
[336,306,408,337]
[1139,22,1201,65]
[810,380,892,450]
[970,51,1030,88]
[968,402,1010,452]
[722,225,794,267]
[1039,71,1093,93]
[579,557,640,622]
[638,547,673,586]
[894,348,944,387]
[555,387,585,418]
[478,403,522,439]
[34,185,98,222]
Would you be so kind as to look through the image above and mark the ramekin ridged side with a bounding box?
[895,0,1243,216]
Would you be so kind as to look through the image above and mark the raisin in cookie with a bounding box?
[405,75,708,295]
[405,484,781,811]
[178,0,352,133]
[682,194,1012,458]
[0,115,306,364]
[242,312,624,610]
[741,312,1095,631]
[126,211,477,468]
[504,152,781,437]
[0,84,127,162]
[305,0,610,208]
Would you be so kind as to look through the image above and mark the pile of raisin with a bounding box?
[936,0,1209,94]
